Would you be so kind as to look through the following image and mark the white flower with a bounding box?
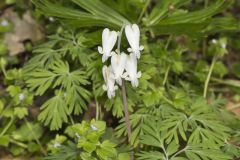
[221,43,226,49]
[123,53,141,87]
[18,93,25,101]
[212,39,217,44]
[90,124,98,131]
[1,20,8,27]
[53,142,61,148]
[98,28,118,62]
[125,24,144,59]
[111,52,127,85]
[75,133,81,139]
[102,65,118,99]
[49,17,55,22]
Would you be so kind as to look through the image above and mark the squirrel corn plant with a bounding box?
[23,0,240,159]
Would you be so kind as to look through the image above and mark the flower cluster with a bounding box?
[98,24,144,99]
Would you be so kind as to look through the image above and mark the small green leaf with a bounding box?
[0,135,10,147]
[14,107,28,119]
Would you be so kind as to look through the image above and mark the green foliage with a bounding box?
[1,0,240,159]
[32,0,129,28]
[45,120,130,160]
[147,0,239,36]
[24,33,92,130]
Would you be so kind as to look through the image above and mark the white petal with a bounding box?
[132,24,140,46]
[132,79,139,87]
[98,46,103,54]
[109,31,118,51]
[102,28,110,49]
[125,25,137,51]
[137,71,142,78]
[102,65,108,82]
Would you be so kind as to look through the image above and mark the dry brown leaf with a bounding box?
[2,8,44,56]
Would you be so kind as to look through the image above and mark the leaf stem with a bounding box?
[0,117,14,137]
[203,56,217,98]
[163,66,170,86]
[171,146,188,159]
[161,144,168,160]
[10,139,27,148]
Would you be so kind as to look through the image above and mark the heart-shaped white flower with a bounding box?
[98,28,118,62]
[111,52,127,85]
[123,53,141,87]
[125,24,144,59]
[102,65,118,98]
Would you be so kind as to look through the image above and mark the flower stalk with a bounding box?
[203,56,217,98]
[117,25,132,141]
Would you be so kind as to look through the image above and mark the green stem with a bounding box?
[0,117,14,137]
[203,56,217,98]
[69,115,75,125]
[163,35,172,86]
[162,95,173,105]
[95,98,99,120]
[163,66,170,86]
[24,118,47,156]
[161,144,168,160]
[165,35,172,50]
[10,139,27,148]
[170,146,188,159]
[137,0,151,23]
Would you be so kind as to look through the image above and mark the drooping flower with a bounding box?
[98,28,118,62]
[111,52,127,85]
[125,24,144,59]
[102,65,118,98]
[123,53,141,87]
